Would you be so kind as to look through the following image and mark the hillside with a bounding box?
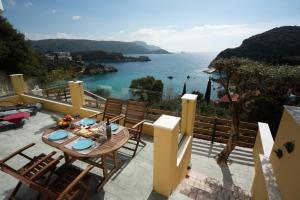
[71,50,151,62]
[211,26,300,66]
[30,39,170,54]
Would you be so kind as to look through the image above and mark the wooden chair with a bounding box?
[0,143,94,200]
[41,164,94,200]
[122,100,147,157]
[0,143,63,200]
[89,98,123,123]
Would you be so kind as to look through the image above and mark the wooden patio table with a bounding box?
[42,122,130,191]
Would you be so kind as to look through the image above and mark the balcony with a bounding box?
[0,110,254,199]
[0,74,299,199]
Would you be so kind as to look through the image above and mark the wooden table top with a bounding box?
[42,124,130,158]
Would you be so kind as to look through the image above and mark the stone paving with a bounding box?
[0,110,255,200]
[191,139,255,191]
[177,171,252,200]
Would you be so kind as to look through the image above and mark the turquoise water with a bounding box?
[79,52,219,99]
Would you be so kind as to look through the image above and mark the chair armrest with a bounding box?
[89,112,103,119]
[110,115,125,123]
[132,120,145,130]
[56,165,94,200]
[0,143,35,164]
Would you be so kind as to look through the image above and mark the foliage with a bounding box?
[129,76,163,102]
[0,16,46,77]
[191,90,204,101]
[212,26,300,66]
[0,16,87,85]
[199,102,230,118]
[210,57,300,163]
[91,88,111,98]
[217,89,227,99]
[150,96,181,112]
[204,78,212,102]
[71,50,150,62]
[182,82,186,96]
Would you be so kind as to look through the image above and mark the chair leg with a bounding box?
[139,139,147,146]
[9,181,22,200]
[132,136,140,157]
[35,170,54,200]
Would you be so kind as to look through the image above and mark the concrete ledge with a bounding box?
[258,122,274,157]
[181,94,198,101]
[259,154,282,200]
[153,115,180,131]
[0,94,20,104]
[177,135,192,166]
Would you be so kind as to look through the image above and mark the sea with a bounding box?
[79,52,219,100]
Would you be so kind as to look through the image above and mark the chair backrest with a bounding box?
[102,98,123,120]
[0,152,63,192]
[124,101,146,125]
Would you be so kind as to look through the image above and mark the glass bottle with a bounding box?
[106,118,111,139]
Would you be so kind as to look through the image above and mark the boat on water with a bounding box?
[203,67,216,74]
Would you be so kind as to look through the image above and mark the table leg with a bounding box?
[101,155,108,179]
[113,151,117,167]
[64,152,71,165]
[96,151,124,192]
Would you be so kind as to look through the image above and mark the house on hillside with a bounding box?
[45,51,72,61]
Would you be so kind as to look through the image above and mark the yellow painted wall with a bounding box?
[252,156,269,200]
[0,95,21,105]
[174,136,192,188]
[270,108,300,200]
[9,74,26,95]
[153,121,178,196]
[253,132,262,166]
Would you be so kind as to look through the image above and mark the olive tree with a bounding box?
[129,76,163,102]
[210,57,300,164]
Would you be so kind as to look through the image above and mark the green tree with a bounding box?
[210,57,300,164]
[204,78,211,103]
[129,76,163,102]
[0,16,45,77]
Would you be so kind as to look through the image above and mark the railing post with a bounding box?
[64,88,67,101]
[68,81,85,111]
[9,74,26,95]
[153,115,181,197]
[181,94,198,136]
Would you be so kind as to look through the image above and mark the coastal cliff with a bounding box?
[210,26,300,66]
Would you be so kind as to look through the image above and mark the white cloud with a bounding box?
[72,15,81,20]
[128,24,268,52]
[25,24,270,52]
[51,9,56,15]
[7,0,16,6]
[24,1,33,8]
[106,30,126,40]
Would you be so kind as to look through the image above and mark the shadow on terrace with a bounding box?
[0,74,256,200]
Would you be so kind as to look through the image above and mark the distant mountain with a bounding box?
[132,41,161,51]
[30,39,170,54]
[210,26,300,66]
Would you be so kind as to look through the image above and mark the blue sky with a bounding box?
[2,0,300,52]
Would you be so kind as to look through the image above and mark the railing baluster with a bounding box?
[211,118,218,144]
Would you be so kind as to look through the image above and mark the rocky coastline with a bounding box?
[82,63,118,75]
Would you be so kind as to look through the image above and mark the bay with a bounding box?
[79,52,219,100]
